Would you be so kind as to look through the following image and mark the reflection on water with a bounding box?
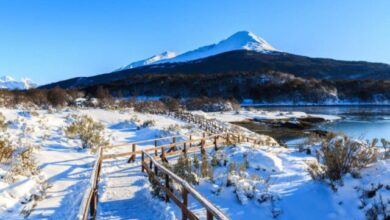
[254,106,390,140]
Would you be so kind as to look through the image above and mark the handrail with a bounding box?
[102,133,224,160]
[78,147,103,220]
[102,135,182,149]
[143,151,230,220]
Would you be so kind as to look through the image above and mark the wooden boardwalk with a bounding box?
[78,111,272,220]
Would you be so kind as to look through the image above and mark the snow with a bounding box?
[1,107,388,220]
[0,108,196,219]
[191,109,341,123]
[116,51,177,71]
[97,160,176,220]
[185,143,390,220]
[0,75,37,90]
[116,31,278,70]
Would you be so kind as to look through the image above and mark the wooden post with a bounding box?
[155,140,158,156]
[128,144,136,163]
[183,143,187,156]
[90,189,97,218]
[182,188,188,220]
[161,147,168,163]
[214,136,218,151]
[226,133,230,144]
[169,137,176,152]
[207,210,213,220]
[154,164,158,176]
[141,151,145,172]
[189,135,192,147]
[165,174,170,202]
[201,139,206,155]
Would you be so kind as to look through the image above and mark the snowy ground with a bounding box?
[0,108,199,219]
[192,110,341,123]
[179,143,390,220]
[0,107,388,220]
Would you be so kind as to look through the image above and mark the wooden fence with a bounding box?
[78,147,103,220]
[78,131,263,220]
[142,151,230,220]
[78,111,270,220]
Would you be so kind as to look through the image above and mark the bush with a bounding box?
[380,138,390,159]
[309,134,378,182]
[173,153,198,184]
[161,97,181,111]
[366,195,390,220]
[134,101,167,113]
[94,86,114,107]
[65,115,108,150]
[0,137,14,163]
[0,112,7,131]
[200,153,213,179]
[4,147,39,182]
[47,87,68,107]
[141,120,156,128]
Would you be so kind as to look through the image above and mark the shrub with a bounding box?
[141,120,156,128]
[0,137,14,162]
[4,147,39,183]
[94,86,114,108]
[161,97,181,111]
[310,134,378,181]
[366,195,390,220]
[193,154,200,170]
[65,115,108,150]
[47,87,68,107]
[173,153,198,184]
[380,138,390,159]
[0,112,7,131]
[211,155,218,167]
[134,101,167,113]
[201,153,213,179]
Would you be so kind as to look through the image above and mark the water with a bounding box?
[255,106,390,141]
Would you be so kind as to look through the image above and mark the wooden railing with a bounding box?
[78,132,257,220]
[77,111,274,219]
[78,147,103,220]
[142,151,230,220]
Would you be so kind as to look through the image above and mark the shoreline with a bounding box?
[241,103,390,107]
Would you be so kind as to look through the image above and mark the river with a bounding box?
[254,106,390,142]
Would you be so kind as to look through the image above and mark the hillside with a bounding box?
[42,50,390,90]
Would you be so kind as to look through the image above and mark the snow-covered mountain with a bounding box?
[117,31,277,70]
[0,75,37,90]
[117,51,177,71]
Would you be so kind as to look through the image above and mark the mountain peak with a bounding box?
[116,31,278,71]
[0,75,37,90]
[223,31,277,52]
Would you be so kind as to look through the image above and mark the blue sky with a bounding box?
[0,0,389,85]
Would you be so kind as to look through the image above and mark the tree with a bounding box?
[47,87,68,107]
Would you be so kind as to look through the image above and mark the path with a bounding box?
[97,158,175,220]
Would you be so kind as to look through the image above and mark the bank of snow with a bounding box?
[184,143,389,220]
[192,110,340,123]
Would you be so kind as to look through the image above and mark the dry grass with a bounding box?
[308,134,378,182]
[65,115,108,150]
[0,137,14,163]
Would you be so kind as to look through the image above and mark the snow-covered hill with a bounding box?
[116,51,177,71]
[0,75,37,90]
[117,31,277,70]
